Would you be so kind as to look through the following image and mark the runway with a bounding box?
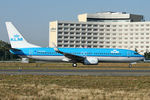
[1,69,150,76]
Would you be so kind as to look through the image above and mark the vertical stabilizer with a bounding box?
[5,22,40,48]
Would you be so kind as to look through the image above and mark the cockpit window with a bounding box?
[134,53,139,55]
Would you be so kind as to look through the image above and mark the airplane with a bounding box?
[6,22,145,67]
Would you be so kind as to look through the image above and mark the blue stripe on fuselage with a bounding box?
[10,48,144,58]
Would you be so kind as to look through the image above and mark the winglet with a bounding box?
[52,42,59,52]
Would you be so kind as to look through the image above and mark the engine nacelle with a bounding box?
[83,57,98,65]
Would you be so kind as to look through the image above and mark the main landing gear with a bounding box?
[72,63,77,67]
[129,62,137,68]
[129,64,132,68]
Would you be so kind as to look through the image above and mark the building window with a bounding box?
[58,36,62,39]
[112,37,116,39]
[58,32,62,35]
[146,33,149,35]
[76,37,80,39]
[70,41,74,43]
[64,28,69,30]
[119,29,122,31]
[93,25,98,27]
[99,41,104,44]
[106,33,110,35]
[82,41,86,43]
[76,24,80,27]
[64,32,68,35]
[58,45,62,47]
[58,23,63,26]
[125,25,128,27]
[70,45,74,47]
[82,24,86,27]
[82,28,86,31]
[88,29,92,31]
[70,24,74,26]
[88,24,92,27]
[100,29,104,31]
[100,25,104,27]
[77,41,81,44]
[64,45,68,47]
[70,32,74,35]
[113,33,116,35]
[106,25,110,27]
[82,37,86,39]
[100,33,104,35]
[88,33,92,35]
[70,28,74,31]
[64,24,68,26]
[106,37,110,39]
[93,41,98,43]
[64,36,68,39]
[64,40,68,43]
[112,25,116,27]
[100,37,104,39]
[70,37,74,39]
[93,37,98,39]
[58,40,62,43]
[87,37,92,39]
[93,33,98,35]
[135,37,139,39]
[76,28,80,31]
[88,41,91,43]
[82,33,86,35]
[93,29,98,31]
[76,32,80,35]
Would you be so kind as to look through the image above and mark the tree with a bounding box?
[0,40,19,61]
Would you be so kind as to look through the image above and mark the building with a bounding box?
[49,12,150,54]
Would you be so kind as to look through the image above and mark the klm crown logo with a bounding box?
[10,34,23,41]
[111,50,119,53]
[14,34,20,38]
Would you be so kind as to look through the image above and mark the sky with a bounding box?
[1,0,150,47]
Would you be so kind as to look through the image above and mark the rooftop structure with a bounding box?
[78,12,144,22]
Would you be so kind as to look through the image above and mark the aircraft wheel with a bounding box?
[129,64,132,68]
[72,63,77,67]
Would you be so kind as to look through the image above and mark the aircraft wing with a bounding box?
[54,47,84,62]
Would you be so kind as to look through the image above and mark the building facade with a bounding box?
[49,12,150,54]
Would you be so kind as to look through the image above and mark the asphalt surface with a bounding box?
[1,69,150,76]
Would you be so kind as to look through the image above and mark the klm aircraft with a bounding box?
[6,22,144,67]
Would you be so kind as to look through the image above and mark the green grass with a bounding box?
[0,62,150,70]
[0,75,150,99]
[0,62,150,99]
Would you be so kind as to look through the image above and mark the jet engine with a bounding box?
[83,57,98,65]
